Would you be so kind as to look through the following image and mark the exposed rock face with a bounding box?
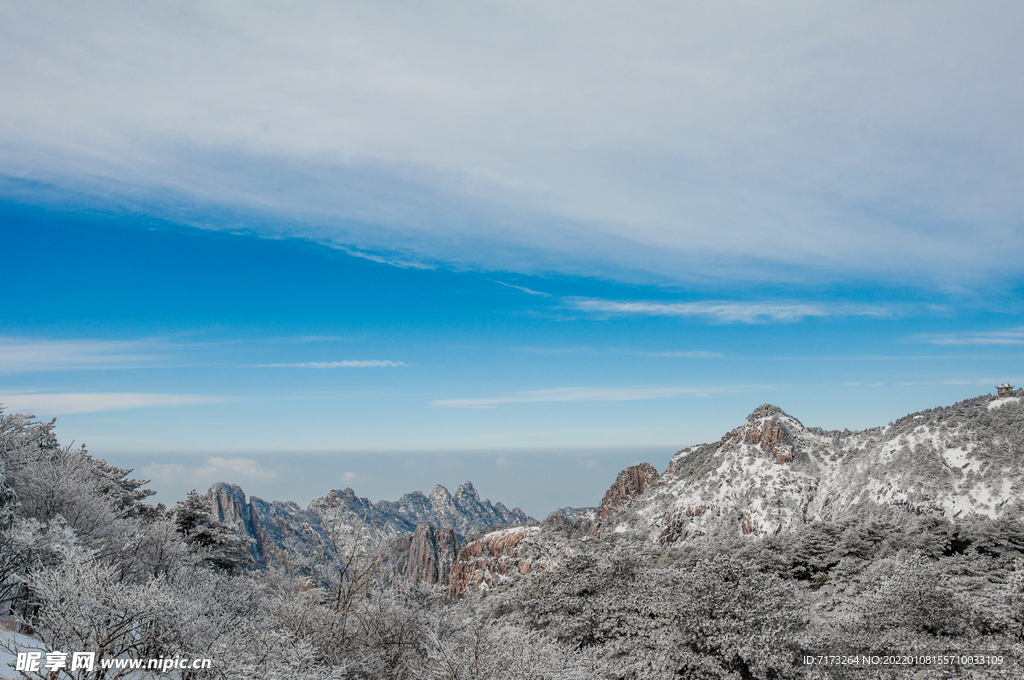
[209,482,247,524]
[208,482,271,566]
[598,463,659,520]
[448,526,550,597]
[205,481,530,569]
[545,506,600,536]
[405,523,459,585]
[540,464,658,538]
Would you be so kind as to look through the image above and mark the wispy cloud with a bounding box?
[495,281,551,297]
[433,385,734,409]
[517,345,721,358]
[622,350,723,359]
[3,5,1020,286]
[917,328,1024,346]
[564,298,893,324]
[0,338,165,372]
[0,392,225,415]
[256,360,405,368]
[335,245,435,270]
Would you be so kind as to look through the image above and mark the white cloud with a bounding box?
[256,360,405,368]
[140,456,277,490]
[206,457,278,481]
[432,385,733,409]
[0,337,164,372]
[1,3,1021,285]
[0,392,224,415]
[341,471,358,482]
[564,298,892,323]
[918,328,1024,346]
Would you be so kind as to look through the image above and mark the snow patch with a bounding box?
[941,447,982,474]
[988,397,1021,410]
[0,628,47,678]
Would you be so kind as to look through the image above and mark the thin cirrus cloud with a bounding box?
[624,350,723,359]
[563,298,893,324]
[0,392,225,415]
[494,281,551,297]
[516,346,722,358]
[917,328,1024,346]
[0,338,165,372]
[255,360,405,368]
[432,385,736,409]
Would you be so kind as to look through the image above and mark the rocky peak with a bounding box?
[454,481,480,505]
[206,482,264,566]
[721,405,807,464]
[429,485,452,505]
[747,403,786,421]
[207,482,247,523]
[599,463,659,520]
[309,488,375,522]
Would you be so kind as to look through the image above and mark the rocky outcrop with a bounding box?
[717,405,799,464]
[541,465,658,538]
[405,523,459,585]
[545,506,600,536]
[208,483,247,524]
[599,463,659,520]
[448,526,546,597]
[207,482,269,566]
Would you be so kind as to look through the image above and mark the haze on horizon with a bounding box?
[1,1,1022,512]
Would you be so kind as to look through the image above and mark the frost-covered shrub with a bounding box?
[412,620,601,680]
[858,552,969,637]
[490,543,806,680]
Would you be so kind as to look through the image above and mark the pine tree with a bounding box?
[173,490,253,572]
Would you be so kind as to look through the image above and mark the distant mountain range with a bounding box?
[202,388,1024,593]
[206,479,530,569]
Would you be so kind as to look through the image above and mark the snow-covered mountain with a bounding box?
[619,389,1024,542]
[207,480,530,568]
[446,388,1024,595]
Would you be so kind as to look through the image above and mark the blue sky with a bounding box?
[1,2,1022,515]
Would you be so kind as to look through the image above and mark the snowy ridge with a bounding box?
[624,390,1024,543]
